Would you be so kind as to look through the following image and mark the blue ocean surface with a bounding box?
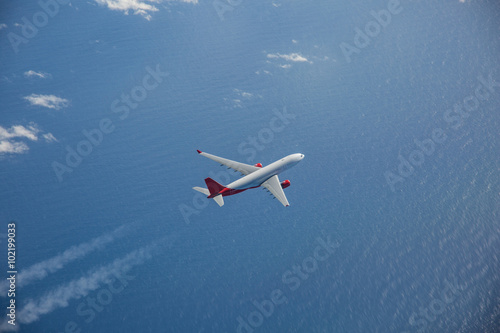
[0,0,499,332]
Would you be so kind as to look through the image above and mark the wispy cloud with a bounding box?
[94,0,198,20]
[267,52,310,63]
[24,94,69,110]
[24,70,51,79]
[224,89,261,109]
[42,133,58,142]
[233,88,254,99]
[0,226,129,296]
[0,123,56,155]
[0,140,29,155]
[0,23,7,30]
[265,52,312,70]
[255,70,272,76]
[0,125,38,141]
[94,0,159,20]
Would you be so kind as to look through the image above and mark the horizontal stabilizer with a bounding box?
[213,195,224,207]
[193,187,209,195]
[192,187,224,207]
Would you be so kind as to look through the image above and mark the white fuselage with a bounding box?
[227,153,304,189]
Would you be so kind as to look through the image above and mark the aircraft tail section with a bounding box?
[193,181,225,207]
[204,178,225,196]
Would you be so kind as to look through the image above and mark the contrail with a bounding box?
[0,225,129,296]
[0,233,178,332]
[17,244,154,324]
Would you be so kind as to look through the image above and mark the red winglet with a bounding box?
[197,150,202,154]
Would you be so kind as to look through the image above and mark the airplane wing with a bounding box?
[197,150,260,176]
[261,175,290,207]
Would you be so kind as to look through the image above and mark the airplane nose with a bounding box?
[301,154,304,159]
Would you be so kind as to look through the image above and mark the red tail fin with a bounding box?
[204,178,225,197]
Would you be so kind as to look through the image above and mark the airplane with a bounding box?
[193,150,304,207]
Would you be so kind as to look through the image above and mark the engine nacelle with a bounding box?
[254,163,262,168]
[281,180,290,189]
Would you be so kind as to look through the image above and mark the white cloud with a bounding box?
[0,125,39,141]
[94,0,198,20]
[232,99,242,108]
[233,88,253,99]
[42,133,58,142]
[255,70,272,75]
[94,0,159,20]
[24,70,50,79]
[0,140,29,155]
[0,123,56,155]
[0,23,7,30]
[24,94,69,110]
[225,89,261,109]
[267,52,310,63]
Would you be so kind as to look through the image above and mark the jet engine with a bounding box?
[281,180,290,189]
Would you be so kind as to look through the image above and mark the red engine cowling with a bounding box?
[281,180,290,189]
[254,163,262,168]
